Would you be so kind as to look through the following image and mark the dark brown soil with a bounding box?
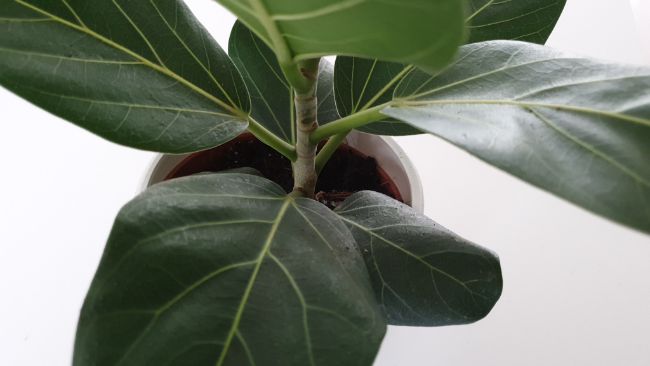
[165,133,404,208]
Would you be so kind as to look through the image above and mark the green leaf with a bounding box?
[74,173,386,366]
[382,41,650,234]
[334,0,566,136]
[229,21,338,144]
[334,58,421,135]
[466,0,566,44]
[0,0,250,153]
[216,0,465,74]
[336,191,502,326]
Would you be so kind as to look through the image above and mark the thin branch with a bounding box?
[310,104,388,143]
[314,132,349,174]
[247,116,297,161]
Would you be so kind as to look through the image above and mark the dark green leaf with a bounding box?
[0,0,250,153]
[216,0,465,74]
[229,21,338,144]
[466,0,566,44]
[74,173,385,366]
[382,41,650,234]
[334,0,566,136]
[336,191,502,326]
[334,57,421,135]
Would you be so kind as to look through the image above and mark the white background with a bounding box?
[1,1,649,365]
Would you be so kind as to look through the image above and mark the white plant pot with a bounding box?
[142,131,424,213]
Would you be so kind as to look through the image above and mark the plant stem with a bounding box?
[293,89,319,198]
[314,131,349,174]
[285,56,320,198]
[243,0,321,195]
[247,116,297,161]
[310,104,388,143]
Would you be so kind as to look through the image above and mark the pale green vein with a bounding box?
[149,0,238,107]
[93,219,275,299]
[340,216,485,298]
[511,23,554,41]
[35,91,234,118]
[246,0,294,78]
[353,59,377,113]
[369,239,428,320]
[113,260,257,366]
[215,198,292,366]
[349,57,356,115]
[249,30,289,89]
[236,331,256,366]
[469,2,561,28]
[306,305,365,333]
[111,0,166,66]
[430,270,470,318]
[291,201,337,253]
[396,99,650,128]
[139,111,181,143]
[269,253,316,366]
[15,0,245,116]
[512,75,650,101]
[360,65,413,112]
[236,29,292,139]
[466,0,497,22]
[0,46,142,64]
[529,108,650,187]
[169,118,244,150]
[0,17,51,22]
[402,56,564,100]
[237,59,289,140]
[112,107,132,132]
[60,0,87,28]
[401,42,491,97]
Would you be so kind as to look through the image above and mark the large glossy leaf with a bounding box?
[216,0,465,74]
[74,173,385,366]
[229,21,338,143]
[0,0,250,153]
[466,0,566,44]
[334,0,566,136]
[336,191,502,326]
[382,41,650,234]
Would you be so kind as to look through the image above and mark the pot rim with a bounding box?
[141,132,424,213]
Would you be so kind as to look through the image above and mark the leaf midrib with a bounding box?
[15,0,247,119]
[395,99,650,128]
[215,197,292,366]
[112,260,258,366]
[338,215,486,298]
[530,108,650,188]
[148,0,240,108]
[468,1,562,29]
[387,99,650,188]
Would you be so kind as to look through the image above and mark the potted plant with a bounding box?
[1,0,648,365]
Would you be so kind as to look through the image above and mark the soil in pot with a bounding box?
[164,133,404,209]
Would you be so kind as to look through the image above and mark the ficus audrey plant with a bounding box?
[1,0,649,365]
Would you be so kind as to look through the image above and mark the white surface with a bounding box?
[631,0,650,60]
[1,1,649,365]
